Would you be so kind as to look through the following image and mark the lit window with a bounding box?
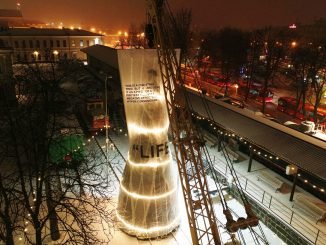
[80,40,84,47]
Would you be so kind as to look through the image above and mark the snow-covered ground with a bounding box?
[108,186,286,245]
[105,133,286,245]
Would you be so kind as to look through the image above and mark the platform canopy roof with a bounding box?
[186,90,326,181]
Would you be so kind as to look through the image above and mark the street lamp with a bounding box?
[104,74,112,160]
[234,84,239,95]
[53,50,59,61]
[33,51,39,61]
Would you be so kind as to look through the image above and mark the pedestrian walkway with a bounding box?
[205,142,326,245]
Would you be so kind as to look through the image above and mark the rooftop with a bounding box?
[82,45,119,69]
[0,27,102,37]
[186,89,326,181]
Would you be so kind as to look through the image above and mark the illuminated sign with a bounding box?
[131,142,169,158]
[116,49,180,239]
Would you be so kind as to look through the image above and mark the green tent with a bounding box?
[49,134,84,165]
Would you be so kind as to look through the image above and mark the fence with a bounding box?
[211,155,326,245]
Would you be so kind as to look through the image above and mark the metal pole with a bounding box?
[247,148,253,172]
[290,172,298,202]
[93,136,119,181]
[105,76,109,159]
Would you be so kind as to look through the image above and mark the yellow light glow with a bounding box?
[116,211,180,234]
[53,50,59,55]
[120,183,176,200]
[128,122,169,135]
[116,49,179,238]
[127,154,171,168]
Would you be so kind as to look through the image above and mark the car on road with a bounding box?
[238,87,274,103]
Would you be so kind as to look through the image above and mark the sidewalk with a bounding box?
[205,143,326,244]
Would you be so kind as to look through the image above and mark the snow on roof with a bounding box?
[0,27,102,37]
[186,89,326,181]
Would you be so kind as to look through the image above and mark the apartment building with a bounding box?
[0,27,103,63]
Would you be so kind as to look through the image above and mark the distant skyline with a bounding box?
[1,0,326,32]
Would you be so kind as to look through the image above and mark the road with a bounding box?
[184,73,300,124]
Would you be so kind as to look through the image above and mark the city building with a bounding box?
[0,27,103,63]
[0,39,13,80]
[0,39,15,103]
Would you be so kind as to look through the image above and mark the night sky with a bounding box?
[1,0,326,31]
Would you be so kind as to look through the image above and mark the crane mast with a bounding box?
[146,1,221,244]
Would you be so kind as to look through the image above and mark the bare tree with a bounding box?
[307,46,326,124]
[0,61,116,244]
[169,8,193,64]
[198,30,219,74]
[289,21,326,124]
[244,29,264,101]
[252,27,285,113]
[215,27,249,95]
[291,46,314,119]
